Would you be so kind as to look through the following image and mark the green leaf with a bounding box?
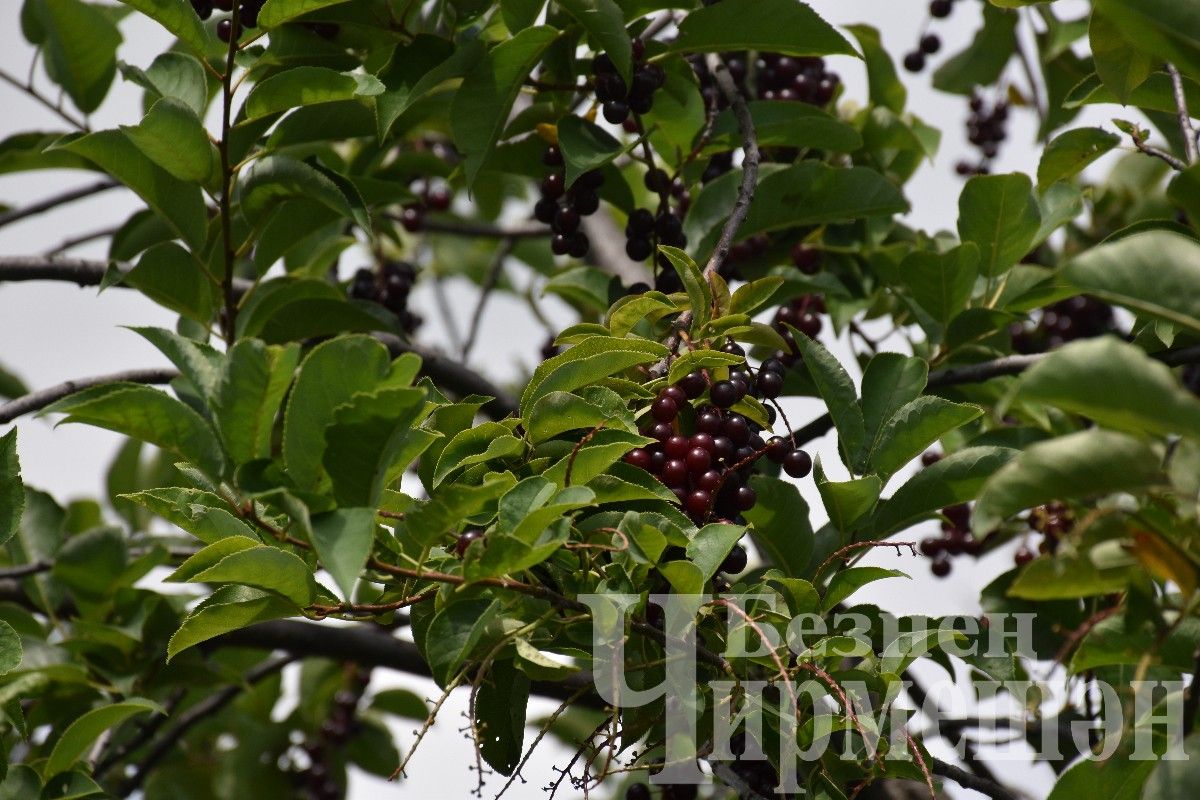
[666,349,743,385]
[686,524,745,580]
[932,3,1017,95]
[520,336,667,417]
[1169,162,1200,228]
[858,352,928,467]
[324,388,434,506]
[435,423,524,485]
[36,0,122,114]
[973,430,1165,534]
[0,431,22,549]
[1065,70,1200,114]
[45,698,161,777]
[167,537,259,582]
[737,162,908,241]
[0,620,21,677]
[957,172,1040,277]
[43,383,224,477]
[258,0,352,28]
[791,334,865,461]
[1064,230,1200,334]
[451,26,559,187]
[846,24,905,113]
[310,508,376,603]
[815,468,881,533]
[131,326,222,401]
[115,0,208,56]
[659,246,712,335]
[244,67,383,120]
[119,52,209,117]
[501,0,545,32]
[702,100,863,154]
[122,487,256,544]
[121,98,214,184]
[901,243,979,331]
[822,567,908,613]
[744,475,813,578]
[526,389,635,444]
[375,36,480,138]
[1089,11,1152,104]
[671,0,858,58]
[119,242,215,323]
[424,598,498,687]
[1045,749,1153,800]
[729,277,783,316]
[1036,127,1119,190]
[558,0,632,83]
[56,130,208,249]
[866,447,1016,538]
[214,339,300,465]
[1009,551,1136,601]
[187,545,316,605]
[556,115,635,190]
[475,658,529,776]
[53,527,128,600]
[869,398,983,479]
[282,335,392,491]
[168,585,298,659]
[1092,0,1200,81]
[405,473,516,547]
[1020,337,1200,441]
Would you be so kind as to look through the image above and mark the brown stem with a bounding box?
[217,6,242,344]
[1167,63,1199,164]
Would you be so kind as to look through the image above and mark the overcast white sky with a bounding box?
[0,1,1127,797]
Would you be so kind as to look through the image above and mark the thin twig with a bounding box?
[0,180,118,230]
[1132,139,1189,171]
[1167,63,1199,164]
[929,757,1019,800]
[0,368,178,424]
[388,213,551,239]
[217,4,242,344]
[1014,13,1046,130]
[651,52,758,376]
[430,273,465,355]
[119,655,294,794]
[0,67,89,130]
[43,225,120,256]
[461,238,515,360]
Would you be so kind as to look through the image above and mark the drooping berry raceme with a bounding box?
[346,261,422,334]
[955,92,1009,177]
[1009,295,1117,354]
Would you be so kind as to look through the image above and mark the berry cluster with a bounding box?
[749,54,840,106]
[771,293,825,358]
[902,32,941,73]
[625,197,688,286]
[347,261,422,334]
[291,668,370,800]
[190,0,268,42]
[397,180,453,233]
[1009,296,1116,355]
[1023,501,1073,559]
[919,501,981,577]
[533,145,603,259]
[622,343,812,528]
[955,93,1008,177]
[593,41,666,125]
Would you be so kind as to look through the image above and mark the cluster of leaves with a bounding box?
[2,0,1200,798]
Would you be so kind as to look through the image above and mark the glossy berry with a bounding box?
[678,371,707,399]
[651,395,679,422]
[696,412,723,435]
[931,556,952,577]
[711,436,735,463]
[424,185,452,211]
[626,237,653,261]
[400,206,424,232]
[696,470,723,492]
[686,447,712,474]
[661,459,688,487]
[551,234,571,256]
[757,370,783,399]
[645,169,670,193]
[543,145,563,167]
[920,537,943,557]
[782,449,812,478]
[1014,546,1035,566]
[216,18,234,42]
[191,0,213,19]
[603,101,630,124]
[720,341,745,358]
[455,528,484,557]
[723,415,751,446]
[553,207,580,234]
[534,197,557,224]
[921,450,942,467]
[541,173,564,199]
[665,435,690,459]
[710,380,739,409]
[685,490,712,518]
[903,51,925,73]
[920,33,941,54]
[624,448,651,470]
[765,436,791,463]
[734,486,757,511]
[930,0,952,17]
[720,545,748,574]
[650,422,674,441]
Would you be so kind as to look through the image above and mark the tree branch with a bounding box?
[0,180,118,230]
[0,368,178,424]
[929,757,1019,800]
[0,67,90,131]
[461,237,515,360]
[376,334,518,419]
[118,654,295,796]
[387,213,551,239]
[43,225,121,256]
[0,256,255,294]
[216,4,242,344]
[651,52,759,376]
[1166,63,1198,164]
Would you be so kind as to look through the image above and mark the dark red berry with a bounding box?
[626,237,653,261]
[662,386,687,405]
[678,371,707,399]
[568,231,590,258]
[690,432,716,453]
[765,436,790,463]
[686,447,712,474]
[455,528,484,557]
[553,207,580,234]
[216,18,234,42]
[920,33,941,54]
[919,537,943,557]
[696,470,723,492]
[734,486,757,511]
[1014,546,1035,566]
[424,185,452,211]
[651,395,679,422]
[710,380,739,409]
[541,173,564,198]
[650,422,674,441]
[790,243,822,274]
[400,206,424,232]
[603,101,630,124]
[757,370,783,399]
[723,415,751,446]
[921,450,941,467]
[631,37,646,61]
[712,436,735,463]
[551,234,571,255]
[782,449,812,478]
[685,490,712,518]
[930,0,952,17]
[720,341,745,357]
[627,783,652,800]
[661,459,688,487]
[624,448,651,470]
[543,145,563,166]
[719,545,748,574]
[903,51,925,73]
[696,412,723,435]
[665,435,690,459]
[931,556,951,577]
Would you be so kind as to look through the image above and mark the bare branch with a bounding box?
[1014,14,1046,130]
[0,180,118,230]
[0,368,179,424]
[1133,138,1189,171]
[0,255,255,294]
[1167,63,1199,164]
[387,213,551,239]
[461,238,515,360]
[929,757,1019,800]
[43,225,121,256]
[216,4,242,343]
[0,67,90,130]
[118,654,295,795]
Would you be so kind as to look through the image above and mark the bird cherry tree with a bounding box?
[1,0,1200,798]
